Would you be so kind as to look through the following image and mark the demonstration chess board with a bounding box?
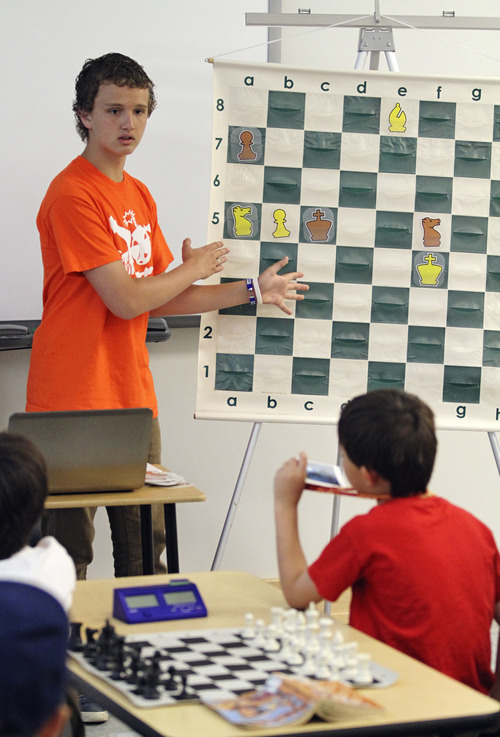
[69,618,397,709]
[196,60,500,430]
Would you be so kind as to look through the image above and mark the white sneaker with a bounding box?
[78,694,108,724]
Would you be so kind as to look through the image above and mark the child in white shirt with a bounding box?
[0,431,75,611]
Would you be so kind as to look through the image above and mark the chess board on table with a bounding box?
[69,622,397,709]
[196,60,500,430]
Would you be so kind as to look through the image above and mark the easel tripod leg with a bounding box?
[488,432,500,474]
[211,422,262,570]
[324,482,342,616]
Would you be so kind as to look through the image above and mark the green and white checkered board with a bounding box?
[196,60,500,430]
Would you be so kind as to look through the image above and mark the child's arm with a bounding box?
[274,452,322,610]
[490,601,500,702]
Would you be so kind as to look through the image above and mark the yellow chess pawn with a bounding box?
[389,102,407,133]
[273,209,291,238]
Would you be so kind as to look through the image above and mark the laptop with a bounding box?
[8,408,153,494]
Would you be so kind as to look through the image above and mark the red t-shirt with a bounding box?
[27,157,173,416]
[309,495,500,693]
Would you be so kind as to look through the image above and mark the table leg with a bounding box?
[139,505,154,575]
[164,504,179,573]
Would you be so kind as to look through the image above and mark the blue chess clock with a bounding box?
[112,578,208,623]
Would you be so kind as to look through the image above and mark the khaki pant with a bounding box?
[41,416,167,579]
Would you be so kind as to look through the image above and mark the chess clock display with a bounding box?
[113,578,208,623]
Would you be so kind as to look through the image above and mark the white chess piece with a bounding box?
[305,603,320,626]
[315,650,332,680]
[253,618,266,648]
[332,629,345,647]
[284,608,298,635]
[355,653,374,685]
[296,611,307,626]
[279,631,294,661]
[332,643,348,669]
[286,637,304,666]
[344,642,360,679]
[304,622,320,656]
[263,624,281,652]
[329,663,341,682]
[300,645,318,676]
[270,606,285,636]
[242,612,255,639]
[319,617,333,637]
[317,627,332,655]
[294,621,306,650]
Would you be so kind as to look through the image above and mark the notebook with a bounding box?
[8,408,153,494]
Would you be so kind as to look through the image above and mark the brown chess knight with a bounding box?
[421,217,441,247]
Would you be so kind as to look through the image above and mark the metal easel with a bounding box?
[211,1,500,570]
[211,2,399,572]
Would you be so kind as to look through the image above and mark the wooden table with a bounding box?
[68,571,500,737]
[46,478,206,574]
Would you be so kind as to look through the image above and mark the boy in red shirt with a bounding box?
[274,389,500,697]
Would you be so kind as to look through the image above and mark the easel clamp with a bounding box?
[358,27,395,52]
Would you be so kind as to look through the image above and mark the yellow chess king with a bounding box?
[417,253,443,286]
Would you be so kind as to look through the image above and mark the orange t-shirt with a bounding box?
[26,157,173,416]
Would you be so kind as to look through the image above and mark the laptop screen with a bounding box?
[8,408,152,494]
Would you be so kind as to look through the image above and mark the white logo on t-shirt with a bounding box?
[109,210,154,277]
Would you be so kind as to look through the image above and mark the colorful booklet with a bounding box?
[305,462,384,500]
[306,461,350,489]
[204,673,384,729]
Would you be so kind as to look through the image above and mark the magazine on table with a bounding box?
[204,673,384,729]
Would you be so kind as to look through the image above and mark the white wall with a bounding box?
[2,1,500,580]
[0,0,268,320]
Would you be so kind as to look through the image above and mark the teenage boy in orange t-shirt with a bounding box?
[27,52,308,583]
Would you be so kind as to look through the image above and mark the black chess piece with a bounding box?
[109,636,128,680]
[163,665,179,692]
[127,649,144,685]
[132,673,147,696]
[83,627,99,661]
[149,651,162,681]
[100,619,116,643]
[176,673,191,701]
[68,622,84,652]
[142,664,162,700]
[95,620,120,671]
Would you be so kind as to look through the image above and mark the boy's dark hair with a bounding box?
[73,52,157,141]
[0,432,48,558]
[338,390,437,498]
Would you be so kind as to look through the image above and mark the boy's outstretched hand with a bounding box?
[181,237,229,280]
[258,257,308,315]
[274,451,308,507]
